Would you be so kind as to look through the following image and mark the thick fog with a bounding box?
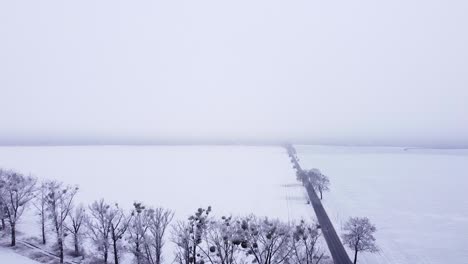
[1,0,467,147]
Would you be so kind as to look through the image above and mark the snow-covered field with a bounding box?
[4,145,465,264]
[295,145,468,264]
[0,247,40,264]
[0,146,314,262]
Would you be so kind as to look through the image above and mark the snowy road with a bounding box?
[288,146,352,264]
[304,182,352,264]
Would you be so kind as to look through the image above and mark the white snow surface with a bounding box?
[0,247,40,264]
[0,146,315,262]
[295,145,468,264]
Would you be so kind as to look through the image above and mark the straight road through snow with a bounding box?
[286,145,352,264]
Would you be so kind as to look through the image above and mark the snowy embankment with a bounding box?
[295,145,468,264]
[0,146,316,262]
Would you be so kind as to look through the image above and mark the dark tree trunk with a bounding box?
[112,227,119,264]
[136,242,141,264]
[319,189,323,200]
[41,218,46,244]
[156,246,161,264]
[104,247,109,264]
[74,234,79,255]
[353,248,358,264]
[1,218,5,230]
[10,223,16,246]
[113,240,119,264]
[193,244,197,264]
[58,238,64,263]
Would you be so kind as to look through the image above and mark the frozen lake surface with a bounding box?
[296,145,468,264]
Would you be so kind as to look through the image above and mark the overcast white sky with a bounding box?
[1,0,467,147]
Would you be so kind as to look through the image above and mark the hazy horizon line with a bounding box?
[1,139,467,149]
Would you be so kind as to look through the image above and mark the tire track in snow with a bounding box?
[18,240,80,264]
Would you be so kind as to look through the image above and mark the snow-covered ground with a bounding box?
[0,146,315,262]
[295,145,468,264]
[0,247,40,264]
[7,144,464,264]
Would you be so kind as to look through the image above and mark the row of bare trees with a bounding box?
[0,168,174,264]
[1,165,330,264]
[0,170,81,262]
[171,207,325,264]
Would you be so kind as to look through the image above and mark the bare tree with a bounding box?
[0,169,36,246]
[172,207,212,264]
[109,203,132,264]
[65,204,87,256]
[172,221,191,264]
[128,202,150,264]
[143,207,174,264]
[173,214,240,264]
[0,169,7,231]
[291,220,324,264]
[202,215,243,264]
[188,207,212,264]
[33,182,48,244]
[307,169,330,200]
[341,217,378,264]
[241,216,293,264]
[0,200,5,231]
[87,199,113,263]
[173,209,303,264]
[296,171,307,184]
[45,180,79,263]
[87,199,131,264]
